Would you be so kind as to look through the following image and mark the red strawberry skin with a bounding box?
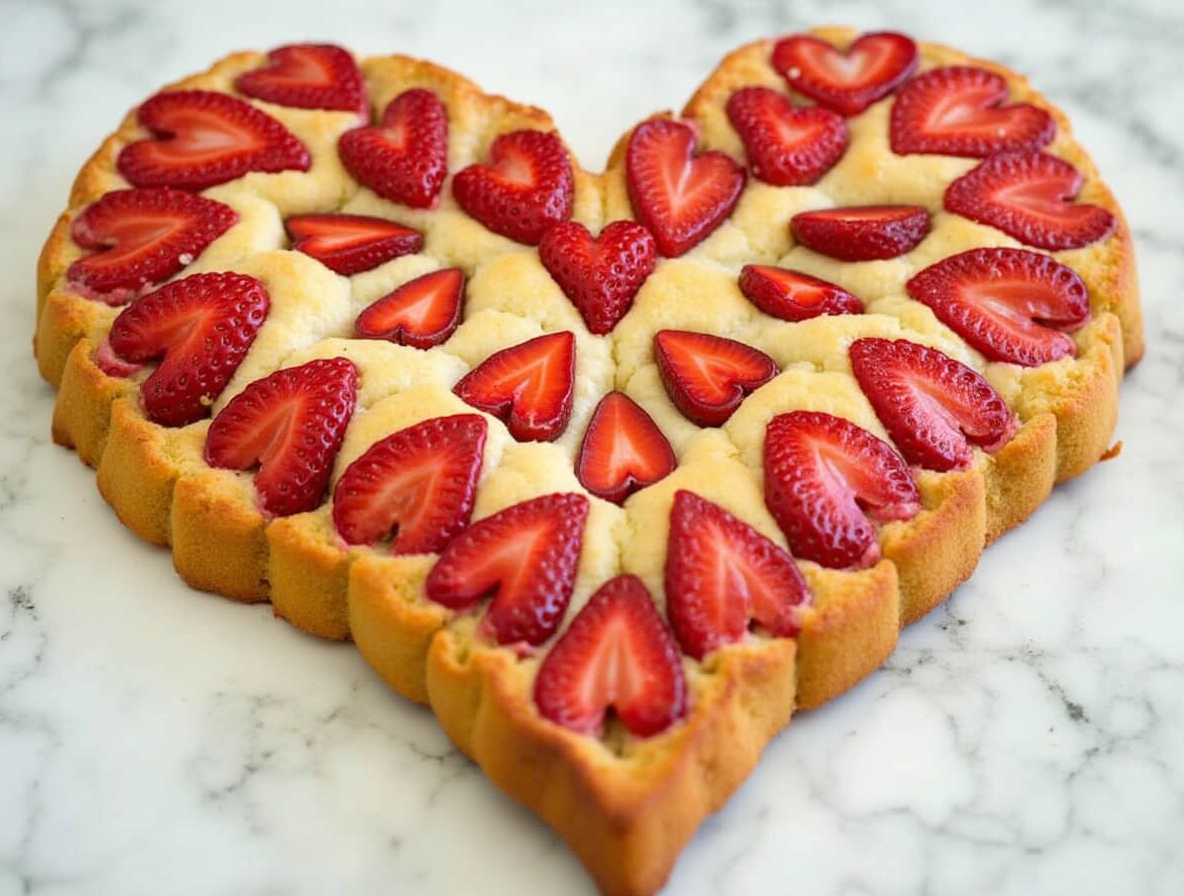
[538,221,656,335]
[654,329,778,427]
[771,31,918,116]
[906,247,1090,366]
[890,66,1055,158]
[339,88,448,209]
[426,493,589,647]
[849,338,1018,472]
[764,411,920,569]
[575,391,676,504]
[791,205,929,261]
[205,357,358,516]
[534,574,687,738]
[726,86,849,186]
[332,414,487,553]
[107,272,269,427]
[665,490,810,660]
[739,265,864,321]
[117,90,310,191]
[235,43,366,113]
[452,130,574,245]
[67,188,238,300]
[355,267,465,349]
[626,118,746,258]
[944,150,1116,250]
[284,213,423,275]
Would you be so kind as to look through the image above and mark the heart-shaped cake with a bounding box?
[34,27,1140,896]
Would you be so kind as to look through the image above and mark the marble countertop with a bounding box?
[3,0,1183,893]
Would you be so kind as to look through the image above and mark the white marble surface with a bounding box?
[2,0,1183,893]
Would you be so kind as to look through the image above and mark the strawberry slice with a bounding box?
[338,88,448,209]
[534,574,686,737]
[575,391,676,504]
[284,213,422,275]
[425,493,589,646]
[117,90,310,191]
[538,220,657,335]
[654,330,778,427]
[235,43,366,113]
[849,338,1018,471]
[739,264,864,321]
[107,271,269,427]
[332,414,487,553]
[453,332,575,442]
[944,150,1116,250]
[763,410,920,569]
[791,204,929,261]
[771,31,918,116]
[725,86,849,186]
[67,187,238,300]
[625,118,746,258]
[890,66,1055,158]
[452,129,574,245]
[205,357,358,516]
[906,247,1090,366]
[355,267,465,349]
[665,490,810,660]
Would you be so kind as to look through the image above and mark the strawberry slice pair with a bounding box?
[654,329,778,426]
[235,43,367,113]
[771,31,918,116]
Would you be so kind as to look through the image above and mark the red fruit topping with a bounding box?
[944,150,1116,250]
[284,213,422,275]
[890,66,1055,158]
[66,188,238,300]
[453,331,576,442]
[332,414,487,553]
[107,272,269,427]
[538,220,657,335]
[355,267,464,349]
[534,574,686,738]
[739,264,864,321]
[665,490,810,660]
[726,86,849,186]
[575,392,676,504]
[771,31,918,116]
[906,247,1090,366]
[235,43,366,113]
[338,88,448,209]
[763,410,920,569]
[117,90,310,191]
[625,118,746,258]
[452,129,574,245]
[205,357,358,516]
[849,338,1018,471]
[654,329,777,427]
[791,204,930,261]
[426,493,589,646]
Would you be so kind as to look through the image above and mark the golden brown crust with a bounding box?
[51,338,133,464]
[266,514,354,640]
[171,471,269,601]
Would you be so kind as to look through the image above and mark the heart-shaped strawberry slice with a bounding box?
[906,247,1091,366]
[452,130,574,245]
[338,88,448,209]
[739,265,864,321]
[538,220,656,335]
[654,329,778,427]
[355,268,465,349]
[284,213,423,275]
[575,391,676,504]
[890,66,1055,158]
[235,43,366,113]
[791,205,929,261]
[944,150,1116,250]
[726,86,849,186]
[771,31,918,116]
[626,118,746,258]
[117,90,310,191]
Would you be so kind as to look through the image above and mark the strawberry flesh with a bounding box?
[355,267,465,349]
[791,204,929,261]
[426,493,589,647]
[575,391,676,504]
[654,329,777,427]
[726,86,849,186]
[534,574,686,738]
[284,213,423,275]
[235,43,366,113]
[665,490,810,660]
[739,264,864,321]
[906,247,1090,366]
[205,357,358,516]
[764,410,920,569]
[332,414,487,553]
[771,31,918,116]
